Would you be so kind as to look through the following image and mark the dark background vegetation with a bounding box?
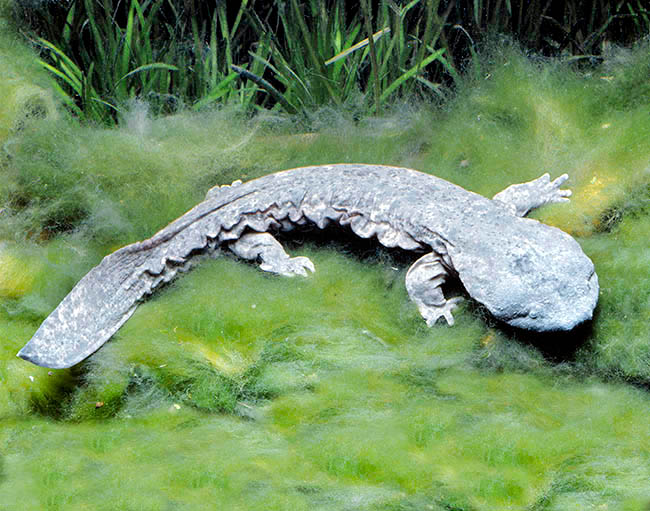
[9,0,650,122]
[18,0,650,58]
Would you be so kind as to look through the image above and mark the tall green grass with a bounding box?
[24,0,244,123]
[13,0,650,124]
[14,0,455,122]
[245,0,452,114]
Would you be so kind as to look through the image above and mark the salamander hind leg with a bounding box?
[228,232,315,277]
[405,253,462,326]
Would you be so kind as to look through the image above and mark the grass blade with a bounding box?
[325,27,391,66]
[289,0,340,104]
[192,72,240,110]
[379,47,445,103]
[49,80,84,117]
[38,59,82,96]
[361,0,381,112]
[210,9,218,91]
[231,64,298,115]
[83,0,106,63]
[119,0,137,87]
[36,38,83,82]
[117,63,179,85]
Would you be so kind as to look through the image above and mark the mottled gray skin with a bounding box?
[18,164,599,369]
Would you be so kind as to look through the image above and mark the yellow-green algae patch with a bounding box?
[0,243,42,298]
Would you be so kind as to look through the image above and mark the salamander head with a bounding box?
[450,218,599,332]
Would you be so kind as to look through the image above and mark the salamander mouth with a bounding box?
[503,267,599,332]
[588,269,597,284]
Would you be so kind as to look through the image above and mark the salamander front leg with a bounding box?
[405,253,462,326]
[492,173,572,217]
[228,232,315,277]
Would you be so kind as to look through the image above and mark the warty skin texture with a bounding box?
[18,164,599,369]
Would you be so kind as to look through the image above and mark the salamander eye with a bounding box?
[528,304,542,319]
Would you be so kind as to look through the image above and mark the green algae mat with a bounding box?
[1,31,649,510]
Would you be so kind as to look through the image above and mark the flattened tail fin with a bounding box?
[17,302,139,369]
[16,245,150,369]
